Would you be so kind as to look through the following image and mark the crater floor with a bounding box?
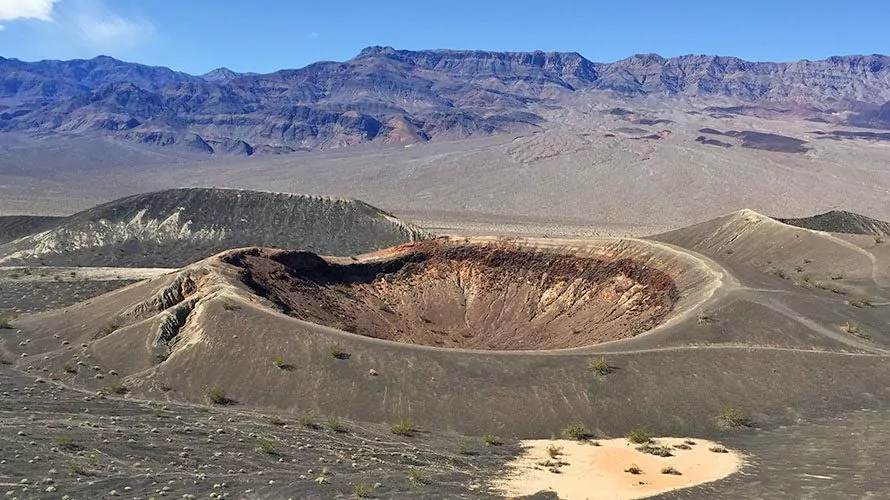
[224,240,679,350]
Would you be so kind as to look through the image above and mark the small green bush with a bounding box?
[625,425,653,444]
[562,422,591,441]
[0,315,15,329]
[55,434,80,451]
[390,420,416,437]
[588,357,613,376]
[353,484,373,498]
[272,355,293,370]
[482,434,503,446]
[327,416,346,433]
[104,379,128,395]
[408,468,428,485]
[256,437,277,455]
[661,466,682,475]
[268,415,284,426]
[718,404,750,428]
[299,414,318,429]
[206,386,233,405]
[457,438,470,455]
[329,343,350,360]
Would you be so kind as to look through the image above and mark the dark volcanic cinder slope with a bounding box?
[776,210,890,236]
[0,188,424,267]
[0,215,65,244]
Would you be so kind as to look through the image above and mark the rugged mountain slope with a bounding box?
[2,49,890,155]
[0,188,424,267]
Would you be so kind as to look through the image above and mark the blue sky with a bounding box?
[1,0,888,74]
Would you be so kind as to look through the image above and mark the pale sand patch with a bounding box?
[493,437,743,500]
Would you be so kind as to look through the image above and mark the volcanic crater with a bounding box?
[223,239,680,350]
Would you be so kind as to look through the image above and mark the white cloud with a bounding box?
[0,0,61,28]
[73,12,155,48]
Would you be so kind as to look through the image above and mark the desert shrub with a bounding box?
[221,302,241,311]
[256,437,277,455]
[329,343,350,360]
[661,466,682,475]
[814,280,846,294]
[562,422,591,441]
[409,468,428,485]
[55,434,81,451]
[795,265,805,273]
[841,322,869,339]
[771,268,789,279]
[709,445,729,453]
[390,420,416,437]
[327,416,346,433]
[457,438,470,455]
[588,357,613,376]
[63,364,77,374]
[268,415,284,426]
[546,444,563,458]
[299,414,318,429]
[875,236,884,244]
[684,439,696,445]
[718,404,750,428]
[830,272,845,280]
[697,313,718,325]
[0,314,15,329]
[272,355,293,370]
[624,464,642,475]
[68,454,98,476]
[625,425,653,444]
[637,443,674,457]
[205,386,233,405]
[848,298,873,308]
[95,319,122,339]
[482,434,503,446]
[353,484,373,498]
[104,379,128,395]
[673,443,691,450]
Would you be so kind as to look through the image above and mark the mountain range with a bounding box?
[2,47,890,155]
